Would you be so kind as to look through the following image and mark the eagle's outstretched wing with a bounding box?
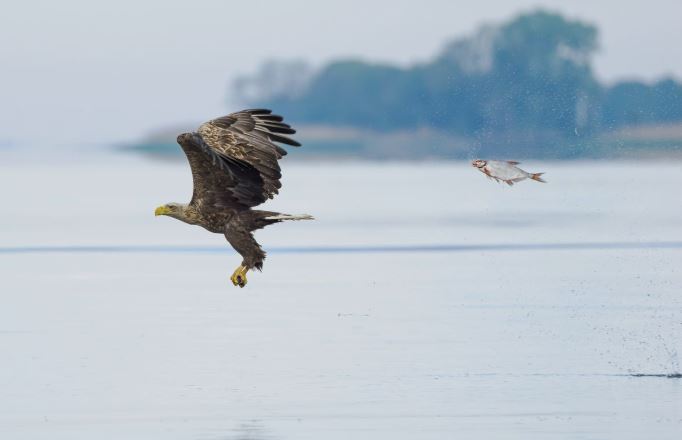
[177,109,301,211]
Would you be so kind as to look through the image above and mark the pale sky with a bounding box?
[1,0,681,146]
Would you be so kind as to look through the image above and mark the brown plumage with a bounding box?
[154,109,313,287]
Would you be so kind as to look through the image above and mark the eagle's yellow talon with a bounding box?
[230,265,248,288]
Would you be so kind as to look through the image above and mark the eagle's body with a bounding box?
[155,109,312,287]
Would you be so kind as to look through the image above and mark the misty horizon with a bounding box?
[1,0,682,146]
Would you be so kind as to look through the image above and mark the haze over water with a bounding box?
[1,150,681,439]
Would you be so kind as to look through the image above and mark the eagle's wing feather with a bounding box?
[200,109,299,204]
[177,133,265,211]
[177,109,301,212]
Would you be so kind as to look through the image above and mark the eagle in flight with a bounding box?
[154,109,313,287]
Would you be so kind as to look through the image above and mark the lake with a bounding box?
[1,150,681,439]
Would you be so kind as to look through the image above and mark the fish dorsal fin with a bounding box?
[506,160,520,165]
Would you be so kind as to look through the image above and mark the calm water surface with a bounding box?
[1,152,681,439]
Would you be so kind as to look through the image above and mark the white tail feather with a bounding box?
[265,213,315,221]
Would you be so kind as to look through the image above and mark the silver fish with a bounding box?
[472,159,546,186]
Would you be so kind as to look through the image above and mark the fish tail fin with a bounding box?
[530,173,546,183]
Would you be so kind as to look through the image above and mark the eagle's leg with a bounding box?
[230,265,249,288]
[225,215,268,288]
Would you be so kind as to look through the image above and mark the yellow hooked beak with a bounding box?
[155,205,170,216]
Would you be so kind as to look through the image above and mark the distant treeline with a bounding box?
[233,11,682,156]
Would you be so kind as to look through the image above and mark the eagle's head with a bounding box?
[154,202,183,218]
[471,159,487,168]
[154,202,201,226]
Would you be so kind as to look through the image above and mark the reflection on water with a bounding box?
[220,421,271,440]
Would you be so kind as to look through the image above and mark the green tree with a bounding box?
[602,79,682,127]
[238,9,682,153]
